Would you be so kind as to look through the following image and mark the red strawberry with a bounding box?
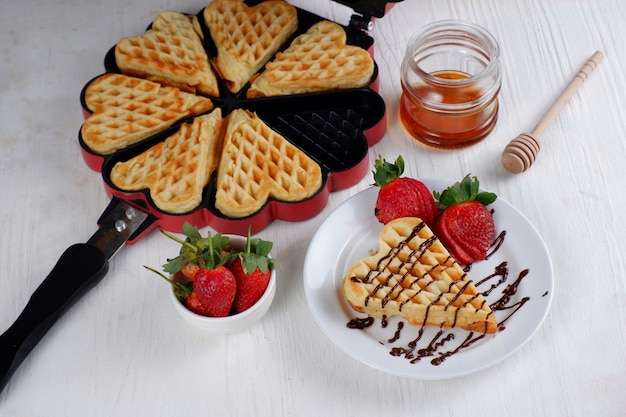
[230,227,279,313]
[229,258,269,313]
[185,291,212,316]
[433,175,497,265]
[373,155,437,226]
[193,266,237,317]
[143,267,209,315]
[144,267,236,317]
[147,222,240,316]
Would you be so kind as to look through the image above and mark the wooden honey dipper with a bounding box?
[501,51,604,174]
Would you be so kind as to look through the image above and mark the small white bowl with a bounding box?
[168,234,276,334]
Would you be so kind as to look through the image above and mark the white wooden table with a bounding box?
[1,0,624,415]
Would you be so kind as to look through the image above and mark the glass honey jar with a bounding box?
[400,21,502,148]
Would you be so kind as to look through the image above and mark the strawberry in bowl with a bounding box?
[146,222,278,333]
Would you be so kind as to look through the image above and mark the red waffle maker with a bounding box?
[0,0,403,393]
[80,2,393,239]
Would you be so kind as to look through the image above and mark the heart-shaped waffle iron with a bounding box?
[78,1,387,238]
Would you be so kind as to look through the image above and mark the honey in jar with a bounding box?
[400,21,501,149]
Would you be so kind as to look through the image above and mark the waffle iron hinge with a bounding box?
[333,0,404,32]
[349,14,374,33]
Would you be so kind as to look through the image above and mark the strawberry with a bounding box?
[433,175,497,265]
[230,227,279,313]
[372,155,437,226]
[184,291,212,316]
[146,222,240,317]
[193,266,237,317]
[143,267,210,315]
[146,222,280,317]
[144,267,235,317]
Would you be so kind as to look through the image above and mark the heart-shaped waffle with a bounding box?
[81,73,214,155]
[247,20,375,98]
[342,217,497,333]
[115,11,219,97]
[109,109,224,214]
[203,0,298,93]
[215,109,323,218]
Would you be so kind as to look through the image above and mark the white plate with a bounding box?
[303,179,553,379]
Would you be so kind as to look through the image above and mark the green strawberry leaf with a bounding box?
[237,226,280,274]
[197,232,231,269]
[372,155,405,187]
[160,223,280,277]
[182,222,201,243]
[251,238,273,257]
[434,174,497,209]
[242,253,269,274]
[213,233,231,252]
[476,191,497,205]
[461,174,476,199]
[160,222,233,271]
[163,255,189,274]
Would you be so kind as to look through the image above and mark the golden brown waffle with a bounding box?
[342,217,497,333]
[247,20,375,98]
[115,11,219,97]
[215,109,323,218]
[109,109,224,214]
[203,0,298,93]
[81,73,213,155]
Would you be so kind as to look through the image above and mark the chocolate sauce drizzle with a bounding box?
[346,227,542,367]
[353,223,470,318]
[346,317,374,330]
[387,321,404,343]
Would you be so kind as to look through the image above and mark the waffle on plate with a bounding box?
[342,217,498,334]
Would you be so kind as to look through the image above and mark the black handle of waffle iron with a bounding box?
[0,243,108,394]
